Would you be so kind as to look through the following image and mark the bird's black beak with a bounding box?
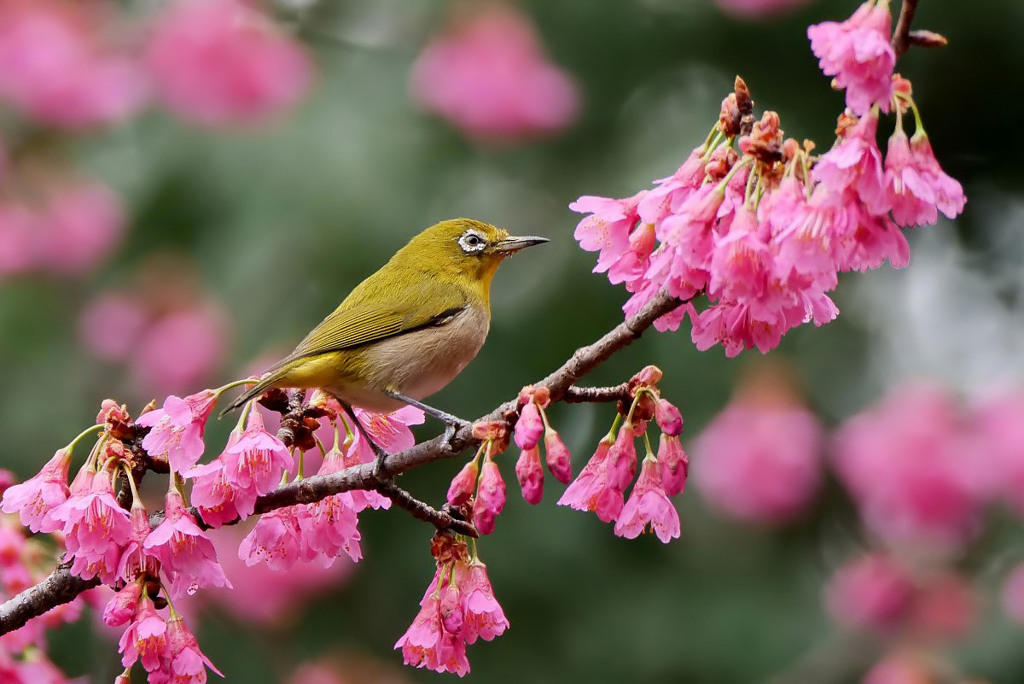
[493,235,549,254]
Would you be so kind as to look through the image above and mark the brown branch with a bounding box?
[891,0,919,57]
[0,289,683,636]
[562,383,631,404]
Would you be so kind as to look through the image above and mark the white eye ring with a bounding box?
[458,230,487,253]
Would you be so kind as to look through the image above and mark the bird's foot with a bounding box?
[385,390,470,449]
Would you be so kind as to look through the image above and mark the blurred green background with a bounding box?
[2,0,1020,682]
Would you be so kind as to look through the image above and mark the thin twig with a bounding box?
[891,0,919,57]
[0,290,683,636]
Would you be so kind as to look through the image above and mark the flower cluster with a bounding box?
[512,386,572,504]
[557,366,687,543]
[572,0,965,357]
[0,475,89,683]
[447,422,509,536]
[395,532,508,676]
[410,3,579,141]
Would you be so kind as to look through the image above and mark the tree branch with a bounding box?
[0,289,683,636]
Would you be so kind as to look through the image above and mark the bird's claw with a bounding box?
[440,417,471,450]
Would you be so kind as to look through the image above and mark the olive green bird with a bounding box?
[223,218,547,440]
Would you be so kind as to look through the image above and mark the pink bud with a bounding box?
[655,398,683,436]
[608,423,638,492]
[97,399,130,427]
[544,430,572,484]
[447,459,480,507]
[440,581,464,635]
[103,581,142,627]
[657,434,688,496]
[472,459,506,535]
[633,365,663,387]
[514,402,544,449]
[115,674,132,684]
[515,447,544,505]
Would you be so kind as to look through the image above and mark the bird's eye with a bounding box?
[458,231,487,253]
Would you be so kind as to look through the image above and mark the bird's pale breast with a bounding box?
[326,303,490,412]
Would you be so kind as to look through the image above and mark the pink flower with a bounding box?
[220,410,294,498]
[410,4,579,141]
[825,553,914,632]
[472,458,506,535]
[118,595,168,671]
[570,191,645,282]
[188,460,251,526]
[50,467,132,583]
[300,495,363,565]
[394,597,470,677]
[885,129,938,227]
[692,397,823,524]
[657,434,688,497]
[161,613,222,682]
[145,0,312,126]
[345,405,424,468]
[144,490,230,597]
[459,561,509,645]
[908,132,965,222]
[807,0,895,115]
[238,506,306,571]
[513,402,544,450]
[514,447,544,505]
[544,430,573,484]
[613,457,681,543]
[37,182,124,275]
[136,390,218,473]
[447,459,480,507]
[813,111,889,216]
[1,447,72,532]
[0,0,147,128]
[832,383,983,549]
[557,432,625,523]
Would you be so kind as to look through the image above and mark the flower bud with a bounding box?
[472,459,506,535]
[657,434,688,496]
[440,578,464,635]
[103,581,142,627]
[632,365,663,387]
[655,398,684,436]
[447,459,480,507]
[544,430,572,484]
[514,402,544,450]
[515,447,544,505]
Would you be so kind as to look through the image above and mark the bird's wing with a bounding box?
[269,278,469,370]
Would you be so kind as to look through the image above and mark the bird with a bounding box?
[222,218,547,452]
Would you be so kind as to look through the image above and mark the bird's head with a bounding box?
[397,218,548,288]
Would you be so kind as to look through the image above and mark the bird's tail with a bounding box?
[219,372,283,417]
